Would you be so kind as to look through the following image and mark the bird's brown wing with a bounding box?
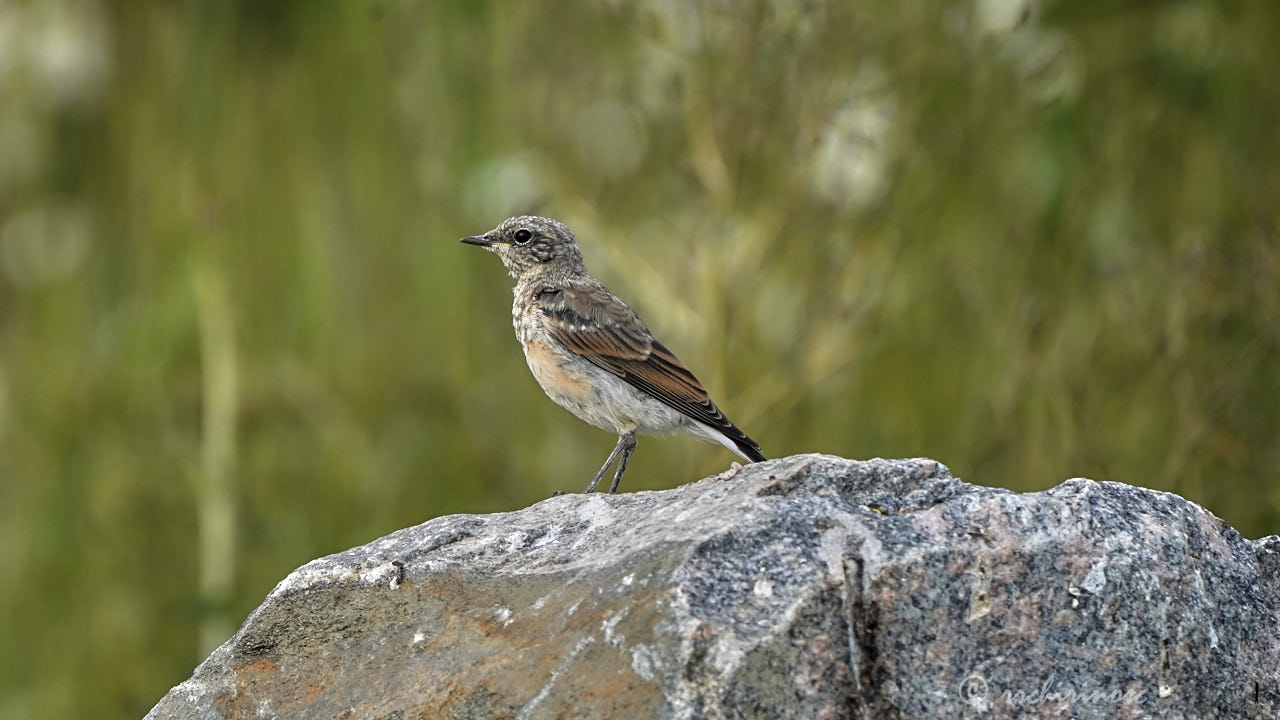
[535,282,764,460]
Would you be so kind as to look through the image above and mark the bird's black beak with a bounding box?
[460,235,494,247]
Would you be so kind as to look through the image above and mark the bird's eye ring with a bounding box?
[513,229,533,244]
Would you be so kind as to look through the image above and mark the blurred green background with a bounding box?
[1,0,1277,717]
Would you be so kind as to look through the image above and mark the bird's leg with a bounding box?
[607,433,637,494]
[583,432,632,493]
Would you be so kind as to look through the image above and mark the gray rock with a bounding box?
[146,455,1280,719]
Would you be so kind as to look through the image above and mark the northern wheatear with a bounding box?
[462,216,766,493]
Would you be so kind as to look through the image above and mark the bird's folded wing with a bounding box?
[537,285,737,431]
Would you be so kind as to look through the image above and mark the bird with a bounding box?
[461,215,766,494]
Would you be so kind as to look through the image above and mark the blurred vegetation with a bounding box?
[0,0,1277,717]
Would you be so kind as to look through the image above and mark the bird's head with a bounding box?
[461,215,585,280]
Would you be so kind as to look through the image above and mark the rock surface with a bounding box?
[147,455,1280,719]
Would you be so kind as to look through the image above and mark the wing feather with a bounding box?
[535,282,765,460]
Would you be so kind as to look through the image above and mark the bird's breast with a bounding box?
[522,338,596,405]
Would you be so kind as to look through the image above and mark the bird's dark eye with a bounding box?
[513,229,533,244]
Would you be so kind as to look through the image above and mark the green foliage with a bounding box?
[0,1,1276,717]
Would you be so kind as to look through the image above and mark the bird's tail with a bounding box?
[734,433,767,463]
[708,421,766,463]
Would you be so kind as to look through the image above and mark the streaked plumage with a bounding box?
[462,215,765,493]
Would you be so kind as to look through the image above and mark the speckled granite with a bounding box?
[146,455,1279,719]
